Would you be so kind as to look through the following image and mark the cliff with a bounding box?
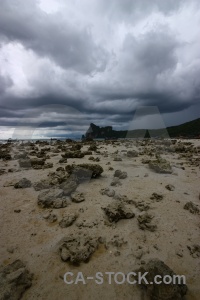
[82,118,200,139]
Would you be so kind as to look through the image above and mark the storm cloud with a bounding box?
[0,0,200,138]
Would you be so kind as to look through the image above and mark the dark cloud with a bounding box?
[0,73,13,95]
[98,0,187,24]
[0,0,108,74]
[0,0,199,138]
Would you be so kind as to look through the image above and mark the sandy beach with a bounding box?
[0,138,200,300]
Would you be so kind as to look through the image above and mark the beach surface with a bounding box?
[0,138,200,300]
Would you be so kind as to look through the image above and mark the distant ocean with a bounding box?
[0,138,80,144]
[0,137,113,144]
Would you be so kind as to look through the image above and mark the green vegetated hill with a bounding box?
[167,118,200,137]
[84,118,200,139]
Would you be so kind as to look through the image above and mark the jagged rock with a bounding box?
[65,164,103,180]
[127,150,138,157]
[59,214,77,228]
[113,194,135,204]
[18,158,31,168]
[53,149,60,154]
[137,213,157,231]
[36,152,48,159]
[70,144,82,151]
[119,172,127,179]
[94,157,100,162]
[65,139,73,143]
[14,178,32,189]
[114,170,122,177]
[60,179,78,196]
[48,170,68,185]
[88,156,100,162]
[187,244,200,258]
[0,260,33,300]
[150,193,163,202]
[0,151,11,160]
[33,180,51,191]
[88,156,94,160]
[114,169,127,179]
[14,152,28,159]
[184,201,199,214]
[30,158,45,166]
[56,167,65,172]
[71,192,85,203]
[102,201,135,222]
[43,162,53,169]
[0,169,6,175]
[28,151,37,156]
[149,158,172,174]
[82,151,92,155]
[107,236,127,248]
[136,259,187,300]
[100,188,115,197]
[38,189,68,208]
[88,144,97,151]
[110,178,122,186]
[45,213,57,223]
[59,158,68,163]
[135,201,150,211]
[58,233,99,264]
[76,220,99,229]
[61,151,84,158]
[31,165,43,170]
[142,158,151,164]
[113,156,122,161]
[174,144,186,153]
[165,184,175,191]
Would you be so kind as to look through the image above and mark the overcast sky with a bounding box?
[0,0,200,139]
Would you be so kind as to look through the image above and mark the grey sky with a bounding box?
[0,0,200,138]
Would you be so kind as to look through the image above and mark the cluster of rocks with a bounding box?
[136,259,187,300]
[137,213,157,231]
[113,156,122,161]
[184,201,199,214]
[65,163,103,180]
[102,201,135,222]
[61,150,84,158]
[110,178,122,186]
[71,192,85,203]
[38,188,69,209]
[100,188,115,197]
[135,200,150,211]
[88,144,97,151]
[127,150,138,157]
[149,157,173,174]
[0,260,33,300]
[59,233,99,264]
[150,193,163,202]
[0,168,6,175]
[113,169,127,179]
[14,178,32,189]
[0,150,12,160]
[18,158,53,169]
[1,138,198,299]
[165,184,175,191]
[59,213,77,228]
[187,244,200,258]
